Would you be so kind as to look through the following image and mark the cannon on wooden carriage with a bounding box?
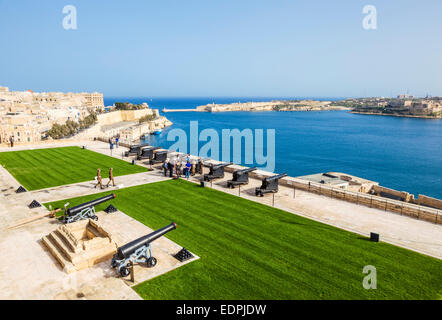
[149,149,168,164]
[64,194,116,224]
[111,222,177,277]
[137,146,160,160]
[124,144,142,157]
[255,173,287,197]
[203,162,233,182]
[227,167,257,188]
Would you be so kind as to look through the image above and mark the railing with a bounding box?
[278,177,442,225]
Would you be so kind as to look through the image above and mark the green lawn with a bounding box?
[45,179,442,300]
[0,146,148,190]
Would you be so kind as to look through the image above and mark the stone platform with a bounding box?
[42,219,117,273]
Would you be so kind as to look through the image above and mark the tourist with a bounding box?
[176,161,182,178]
[106,167,115,187]
[109,139,114,156]
[163,159,169,177]
[185,161,191,179]
[168,158,174,178]
[115,135,119,148]
[197,158,203,174]
[9,136,14,148]
[191,160,196,176]
[169,155,177,177]
[95,168,103,189]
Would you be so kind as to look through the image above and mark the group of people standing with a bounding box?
[108,135,120,155]
[162,155,202,180]
[95,167,116,189]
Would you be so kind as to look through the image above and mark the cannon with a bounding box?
[137,146,160,160]
[255,173,287,197]
[111,222,177,277]
[203,162,233,182]
[124,144,142,157]
[149,150,168,164]
[64,194,116,224]
[227,167,257,188]
[195,158,205,175]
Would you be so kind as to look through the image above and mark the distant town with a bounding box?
[333,95,442,118]
[1,84,441,147]
[0,85,171,146]
[165,95,442,119]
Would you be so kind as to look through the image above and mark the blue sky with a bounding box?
[1,0,441,98]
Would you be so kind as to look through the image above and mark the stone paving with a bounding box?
[0,140,440,300]
[0,141,197,300]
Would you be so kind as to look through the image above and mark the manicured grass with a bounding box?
[0,146,148,190]
[45,179,442,299]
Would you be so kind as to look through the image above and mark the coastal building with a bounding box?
[397,94,414,99]
[0,85,106,145]
[83,92,105,111]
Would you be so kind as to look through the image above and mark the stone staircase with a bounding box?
[42,219,117,273]
[42,231,76,273]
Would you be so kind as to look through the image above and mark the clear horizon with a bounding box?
[1,0,441,97]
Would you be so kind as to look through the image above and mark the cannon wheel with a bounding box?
[119,267,130,277]
[146,257,157,268]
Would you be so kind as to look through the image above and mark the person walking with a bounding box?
[185,160,191,179]
[163,159,169,177]
[106,167,116,187]
[115,135,119,148]
[109,138,114,156]
[95,168,103,189]
[9,136,14,148]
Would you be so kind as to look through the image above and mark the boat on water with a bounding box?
[152,129,162,135]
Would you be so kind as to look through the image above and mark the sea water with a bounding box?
[104,97,442,199]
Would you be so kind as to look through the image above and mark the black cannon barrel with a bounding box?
[141,145,159,150]
[116,222,177,259]
[235,167,257,174]
[264,173,287,181]
[66,194,116,216]
[212,162,233,169]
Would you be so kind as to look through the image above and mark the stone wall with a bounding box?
[371,185,415,202]
[278,177,441,225]
[417,194,442,210]
[96,109,154,126]
[201,160,442,225]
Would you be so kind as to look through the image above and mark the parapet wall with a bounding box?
[97,109,154,126]
[371,185,415,202]
[417,194,442,210]
[201,160,442,225]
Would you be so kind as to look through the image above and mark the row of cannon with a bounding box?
[124,144,168,164]
[124,144,287,196]
[203,162,287,197]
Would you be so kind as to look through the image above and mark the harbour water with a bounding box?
[105,97,442,199]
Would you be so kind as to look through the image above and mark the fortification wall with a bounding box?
[204,160,442,225]
[371,185,415,202]
[417,194,442,210]
[97,109,154,126]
